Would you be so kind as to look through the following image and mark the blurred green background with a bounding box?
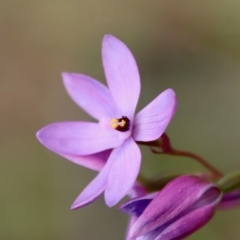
[1,0,240,239]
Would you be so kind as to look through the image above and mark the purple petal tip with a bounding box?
[103,34,117,42]
[36,128,45,145]
[70,201,86,210]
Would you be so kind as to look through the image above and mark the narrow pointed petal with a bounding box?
[105,138,141,207]
[37,122,124,155]
[133,89,177,142]
[130,175,222,239]
[70,152,114,209]
[58,150,111,171]
[62,73,119,120]
[102,35,140,119]
[71,175,105,209]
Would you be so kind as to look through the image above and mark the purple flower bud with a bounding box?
[121,175,222,240]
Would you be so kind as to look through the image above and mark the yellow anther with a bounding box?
[119,119,126,127]
[110,118,119,129]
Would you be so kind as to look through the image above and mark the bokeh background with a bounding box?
[1,0,240,239]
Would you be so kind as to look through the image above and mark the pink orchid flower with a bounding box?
[37,35,176,209]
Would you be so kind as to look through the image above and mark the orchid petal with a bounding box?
[58,150,111,171]
[102,35,140,119]
[70,175,105,210]
[133,89,176,142]
[70,152,115,209]
[105,138,141,207]
[62,73,119,120]
[71,178,105,209]
[37,122,125,155]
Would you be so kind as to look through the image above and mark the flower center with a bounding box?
[110,116,130,132]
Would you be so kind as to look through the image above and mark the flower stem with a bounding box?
[164,148,223,179]
[137,137,223,179]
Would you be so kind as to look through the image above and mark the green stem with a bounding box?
[137,140,223,179]
[163,149,222,179]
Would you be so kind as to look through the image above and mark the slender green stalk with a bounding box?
[137,139,223,179]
